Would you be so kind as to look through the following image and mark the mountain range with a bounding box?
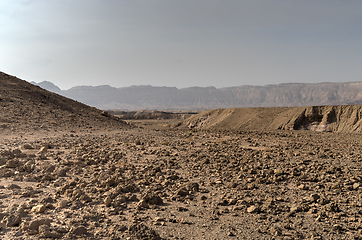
[32,81,362,110]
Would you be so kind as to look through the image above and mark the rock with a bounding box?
[22,218,51,230]
[247,205,259,213]
[32,204,46,213]
[71,225,87,235]
[16,205,26,217]
[12,149,23,156]
[200,195,207,201]
[176,187,189,197]
[137,199,149,209]
[39,225,63,238]
[143,193,163,205]
[0,221,6,229]
[187,182,199,192]
[57,200,67,208]
[274,168,284,176]
[5,159,20,168]
[290,205,301,213]
[332,224,343,232]
[3,214,21,227]
[79,194,92,202]
[22,144,34,150]
[113,195,127,208]
[298,184,308,190]
[38,146,48,155]
[353,182,360,190]
[178,206,189,212]
[309,194,320,202]
[6,183,21,190]
[104,196,112,207]
[126,193,139,202]
[41,196,55,203]
[128,223,161,240]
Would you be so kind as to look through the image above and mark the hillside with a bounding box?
[184,105,362,133]
[0,72,127,135]
[34,81,362,110]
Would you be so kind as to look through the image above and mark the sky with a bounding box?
[1,0,362,90]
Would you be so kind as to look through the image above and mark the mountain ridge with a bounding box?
[32,81,362,110]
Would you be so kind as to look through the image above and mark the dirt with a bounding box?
[2,72,362,239]
[184,105,362,133]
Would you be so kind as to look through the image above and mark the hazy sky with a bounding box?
[1,0,362,90]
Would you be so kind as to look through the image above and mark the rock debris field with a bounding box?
[2,128,362,239]
[2,72,362,239]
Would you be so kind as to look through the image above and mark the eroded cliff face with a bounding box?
[184,105,362,133]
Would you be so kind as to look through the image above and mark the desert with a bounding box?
[2,71,362,239]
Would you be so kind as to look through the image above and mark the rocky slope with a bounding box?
[184,105,362,133]
[34,81,362,110]
[0,72,128,135]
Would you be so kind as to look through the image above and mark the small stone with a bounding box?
[176,187,189,197]
[247,205,259,213]
[12,149,22,155]
[0,221,6,229]
[127,194,139,202]
[6,184,21,190]
[5,159,20,168]
[39,225,62,238]
[32,204,46,213]
[22,144,34,150]
[290,205,301,213]
[3,214,21,227]
[154,217,165,222]
[353,182,360,190]
[57,200,67,208]
[143,193,163,205]
[274,168,284,176]
[79,194,92,203]
[200,195,207,201]
[187,182,199,192]
[104,196,112,207]
[38,146,48,155]
[22,218,51,230]
[137,199,149,209]
[72,225,87,235]
[332,224,343,231]
[178,207,188,212]
[309,194,320,202]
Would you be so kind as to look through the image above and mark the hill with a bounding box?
[183,105,362,133]
[30,81,62,93]
[0,72,127,135]
[33,81,362,110]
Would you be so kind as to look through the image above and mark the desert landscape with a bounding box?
[2,71,362,240]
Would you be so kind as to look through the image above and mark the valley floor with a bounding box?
[0,125,362,239]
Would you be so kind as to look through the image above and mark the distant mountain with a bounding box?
[32,81,362,110]
[31,81,62,93]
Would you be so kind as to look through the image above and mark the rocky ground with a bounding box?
[2,72,362,239]
[1,125,362,239]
